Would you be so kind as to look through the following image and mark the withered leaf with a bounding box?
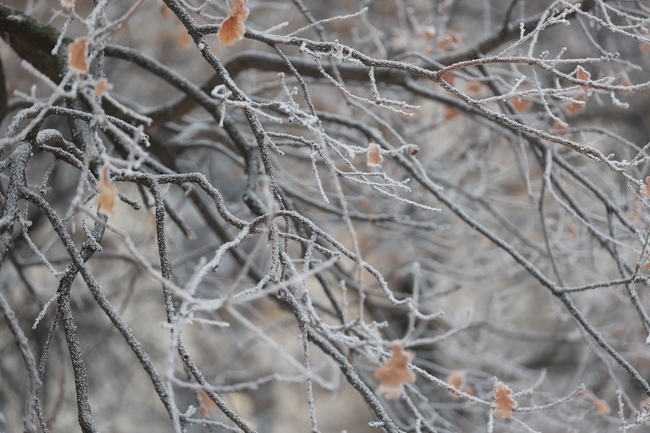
[375,342,416,399]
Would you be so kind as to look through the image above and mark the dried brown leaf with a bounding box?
[620,72,632,88]
[466,81,489,96]
[446,370,465,399]
[375,342,416,399]
[158,0,173,19]
[641,177,650,197]
[218,0,249,47]
[444,107,462,121]
[198,390,216,418]
[441,72,455,86]
[94,78,112,96]
[179,29,192,49]
[581,389,611,415]
[96,164,118,216]
[417,26,436,43]
[438,30,463,52]
[564,95,586,117]
[367,143,383,167]
[575,65,591,81]
[591,396,611,415]
[575,66,592,93]
[510,96,532,114]
[493,382,517,419]
[68,37,89,74]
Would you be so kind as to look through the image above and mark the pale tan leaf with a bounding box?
[564,95,586,117]
[179,29,192,49]
[218,0,249,47]
[493,382,517,419]
[575,66,592,93]
[367,143,383,167]
[444,107,462,121]
[94,78,112,96]
[446,370,465,399]
[510,96,532,114]
[640,177,650,197]
[96,164,118,216]
[68,37,89,74]
[375,342,416,399]
[438,30,463,52]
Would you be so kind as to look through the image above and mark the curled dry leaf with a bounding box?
[580,389,611,415]
[620,72,632,89]
[367,143,383,167]
[158,0,173,19]
[575,65,592,94]
[417,26,436,43]
[59,0,74,8]
[179,29,192,49]
[466,81,489,96]
[641,42,650,55]
[575,65,591,81]
[198,390,217,418]
[375,342,416,399]
[94,78,113,96]
[510,96,532,114]
[438,30,463,52]
[590,396,611,415]
[441,71,455,86]
[68,37,89,74]
[446,370,465,399]
[564,95,586,117]
[96,164,118,217]
[639,398,650,411]
[218,0,249,47]
[444,107,462,121]
[640,177,650,197]
[493,382,517,418]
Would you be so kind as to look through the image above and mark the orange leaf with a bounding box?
[68,37,89,74]
[94,78,112,96]
[640,177,650,197]
[510,96,532,114]
[575,66,592,93]
[441,72,455,86]
[158,0,173,19]
[179,29,192,49]
[367,143,383,167]
[417,26,436,43]
[438,30,463,52]
[444,107,462,121]
[218,0,249,47]
[580,389,611,415]
[446,370,465,399]
[96,164,118,216]
[553,121,568,132]
[198,390,216,417]
[590,396,611,415]
[493,382,517,418]
[375,342,416,399]
[575,65,591,81]
[564,95,586,117]
[466,81,489,96]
